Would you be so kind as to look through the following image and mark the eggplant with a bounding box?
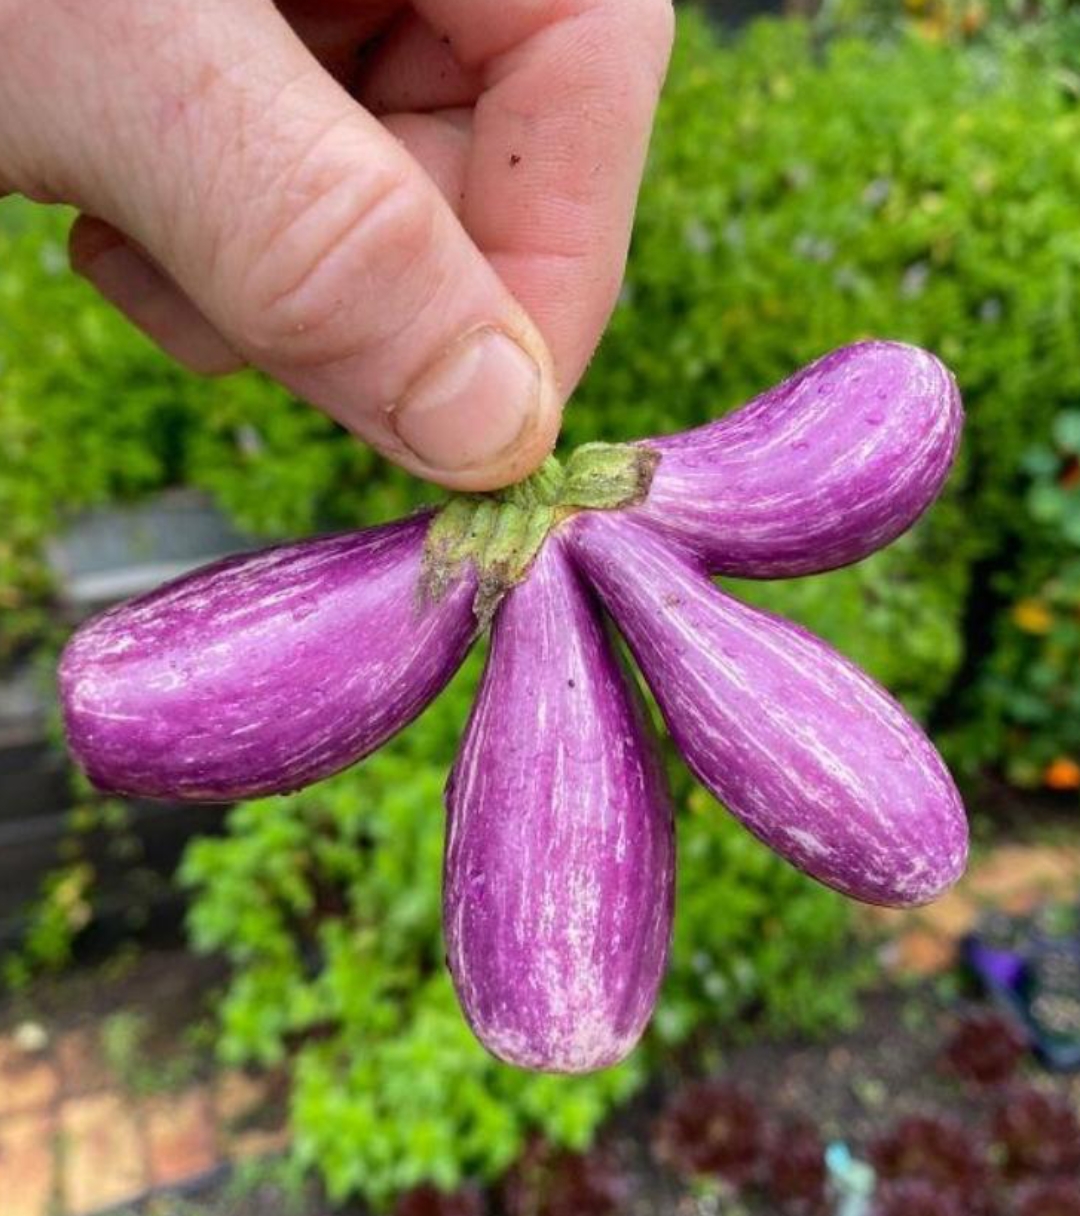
[633,341,962,578]
[58,340,970,1073]
[60,514,477,801]
[444,540,675,1072]
[567,510,967,907]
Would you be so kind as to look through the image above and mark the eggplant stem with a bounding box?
[420,441,659,626]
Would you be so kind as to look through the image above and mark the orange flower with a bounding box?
[960,2,988,37]
[1045,758,1080,791]
[1012,599,1054,635]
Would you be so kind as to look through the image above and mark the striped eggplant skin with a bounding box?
[444,539,675,1073]
[632,341,963,578]
[60,514,478,802]
[567,512,968,908]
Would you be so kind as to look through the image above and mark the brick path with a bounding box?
[0,1025,288,1216]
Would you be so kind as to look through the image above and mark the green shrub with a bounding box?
[953,410,1080,786]
[179,655,861,1207]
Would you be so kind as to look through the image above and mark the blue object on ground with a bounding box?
[826,1141,875,1216]
[961,901,1080,1072]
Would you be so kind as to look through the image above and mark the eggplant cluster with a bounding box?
[60,341,968,1073]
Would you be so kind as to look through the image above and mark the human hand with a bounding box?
[0,0,673,489]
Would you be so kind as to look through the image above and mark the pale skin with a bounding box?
[0,0,674,490]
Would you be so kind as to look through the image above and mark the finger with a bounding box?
[413,0,675,391]
[0,0,561,490]
[357,10,482,114]
[274,0,402,83]
[69,215,245,377]
[381,110,471,215]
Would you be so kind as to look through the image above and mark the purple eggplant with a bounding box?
[567,511,968,907]
[444,540,675,1072]
[58,339,971,1074]
[633,341,962,578]
[60,514,477,801]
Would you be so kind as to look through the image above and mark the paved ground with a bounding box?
[0,1035,287,1216]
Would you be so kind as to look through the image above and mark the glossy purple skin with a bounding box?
[634,341,963,578]
[60,514,477,801]
[568,512,968,907]
[444,540,675,1072]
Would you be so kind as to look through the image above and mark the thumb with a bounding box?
[2,1,561,490]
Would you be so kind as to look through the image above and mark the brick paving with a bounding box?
[0,1025,286,1216]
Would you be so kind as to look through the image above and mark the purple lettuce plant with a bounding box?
[763,1117,828,1213]
[651,1078,764,1184]
[873,1178,967,1216]
[868,1113,992,1213]
[393,1183,487,1216]
[500,1138,626,1216]
[944,1010,1027,1088]
[60,341,968,1072]
[1013,1178,1080,1216]
[991,1086,1080,1180]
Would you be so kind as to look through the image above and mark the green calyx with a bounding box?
[421,441,659,626]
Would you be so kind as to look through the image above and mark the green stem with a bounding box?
[420,440,659,626]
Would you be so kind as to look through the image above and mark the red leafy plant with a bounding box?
[651,1079,764,1186]
[873,1178,967,1216]
[1013,1177,1080,1216]
[500,1138,626,1216]
[393,1183,486,1216]
[943,1010,1027,1087]
[763,1117,828,1214]
[868,1113,993,1214]
[991,1086,1080,1180]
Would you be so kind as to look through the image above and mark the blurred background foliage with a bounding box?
[4,0,1080,1205]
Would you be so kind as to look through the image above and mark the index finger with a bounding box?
[413,0,674,395]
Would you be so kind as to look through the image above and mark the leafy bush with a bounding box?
[956,408,1080,785]
[581,10,1080,746]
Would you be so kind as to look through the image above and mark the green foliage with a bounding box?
[1,793,166,992]
[179,657,861,1207]
[956,406,1080,785]
[660,784,865,1046]
[98,1009,204,1097]
[1,859,94,990]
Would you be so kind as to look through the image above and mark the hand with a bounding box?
[0,0,673,489]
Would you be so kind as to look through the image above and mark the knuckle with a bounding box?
[235,164,441,367]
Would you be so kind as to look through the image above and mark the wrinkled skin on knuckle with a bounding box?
[0,0,228,215]
[234,165,444,369]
